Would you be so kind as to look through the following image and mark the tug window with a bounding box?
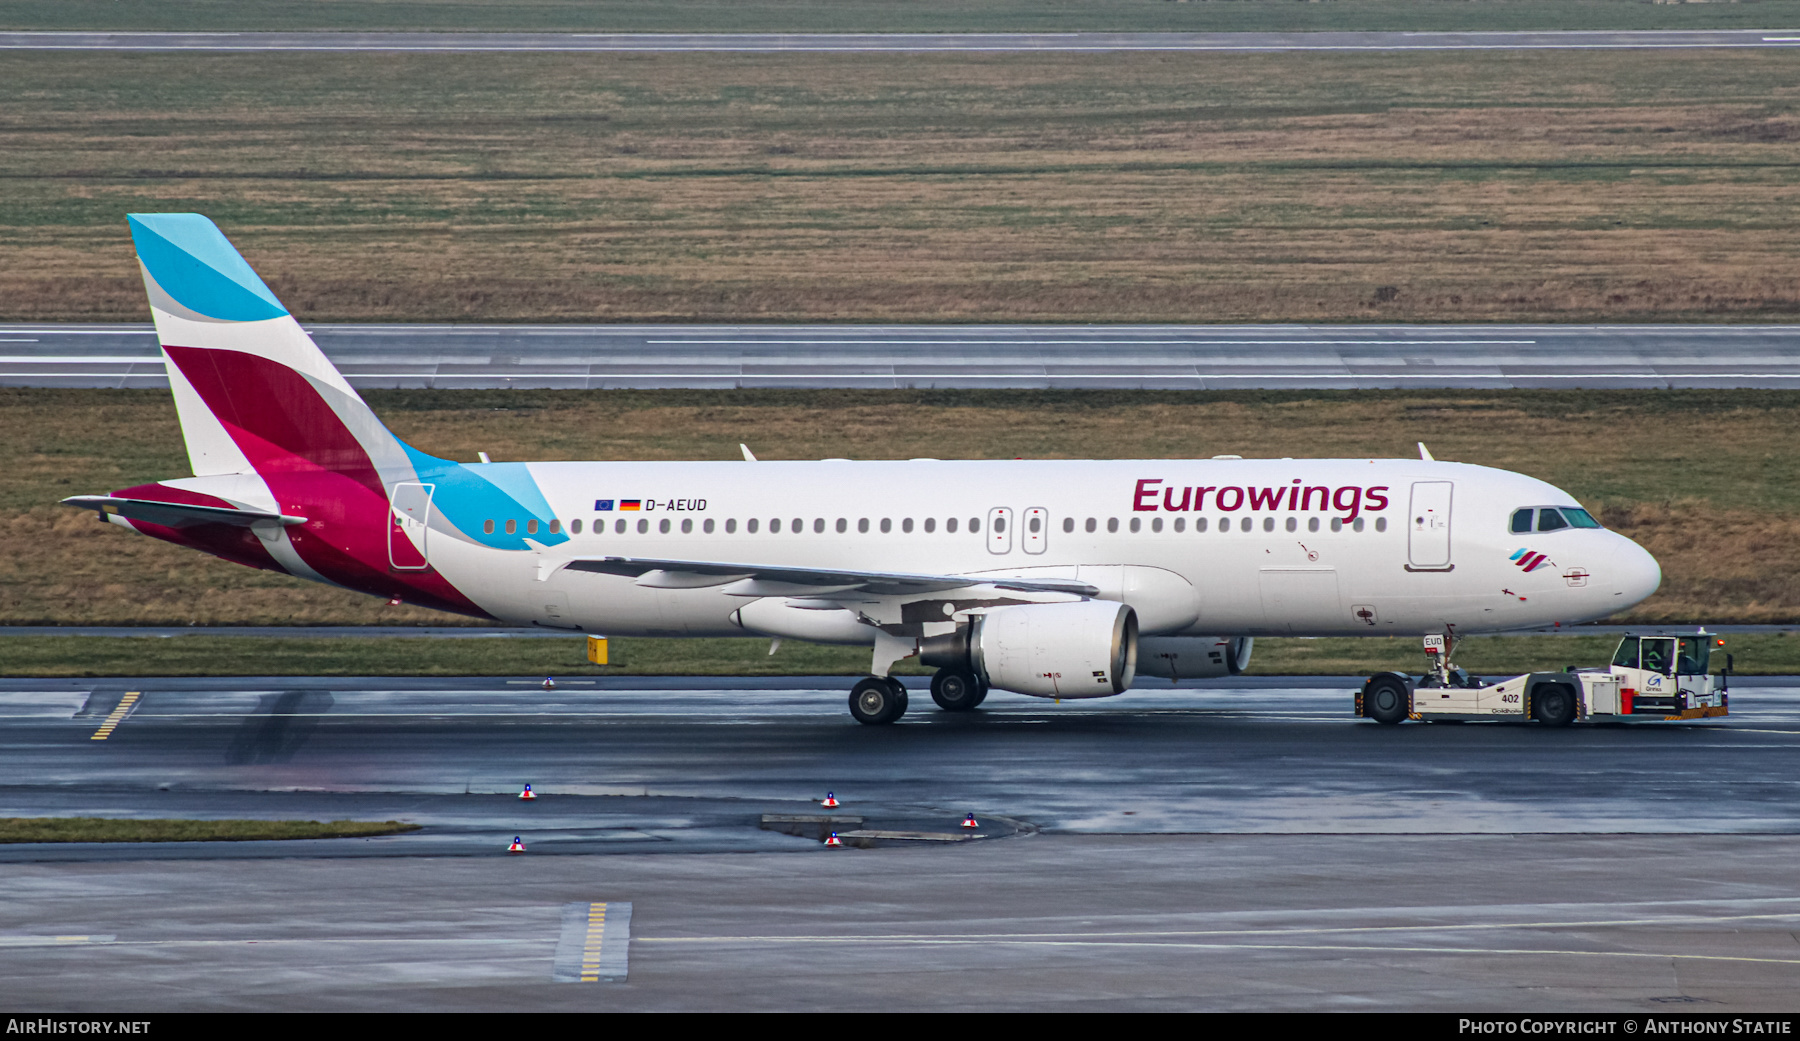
[483,520,495,534]
[505,519,517,535]
[1063,517,1074,534]
[1612,639,1640,669]
[1537,509,1569,532]
[1511,509,1534,534]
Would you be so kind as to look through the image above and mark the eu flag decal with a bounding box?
[595,500,615,511]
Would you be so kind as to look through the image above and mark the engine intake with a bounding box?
[922,601,1138,699]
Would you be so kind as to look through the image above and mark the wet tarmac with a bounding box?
[2,676,1797,1010]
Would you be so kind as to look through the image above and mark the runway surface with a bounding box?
[1,676,1797,1009]
[6,30,1800,52]
[9,323,1800,390]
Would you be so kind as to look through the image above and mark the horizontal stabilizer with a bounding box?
[62,495,307,529]
[564,557,1100,598]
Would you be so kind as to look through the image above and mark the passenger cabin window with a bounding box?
[681,519,693,534]
[637,519,648,534]
[527,520,539,535]
[924,518,936,533]
[1085,518,1097,533]
[1063,517,1075,533]
[1510,509,1534,534]
[1107,518,1119,534]
[970,518,981,534]
[570,519,581,534]
[725,519,737,534]
[548,519,561,534]
[483,520,495,534]
[947,518,958,534]
[1537,509,1569,532]
[703,519,714,534]
[659,519,671,534]
[837,518,847,533]
[505,519,517,535]
[615,519,627,534]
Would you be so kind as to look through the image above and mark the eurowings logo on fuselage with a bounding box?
[1510,548,1552,573]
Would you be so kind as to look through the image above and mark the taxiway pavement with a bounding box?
[6,30,1800,52]
[3,677,1797,1010]
[8,323,1800,390]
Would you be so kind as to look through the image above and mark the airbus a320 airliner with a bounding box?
[67,214,1663,724]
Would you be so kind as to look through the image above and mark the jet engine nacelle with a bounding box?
[922,600,1138,699]
[1133,636,1254,683]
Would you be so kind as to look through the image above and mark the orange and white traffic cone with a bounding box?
[519,784,536,801]
[961,814,979,829]
[821,791,840,808]
[542,676,556,691]
[824,832,843,847]
[507,836,526,853]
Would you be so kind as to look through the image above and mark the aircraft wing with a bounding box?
[562,556,1100,598]
[62,495,307,529]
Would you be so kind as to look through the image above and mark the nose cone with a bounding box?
[1611,535,1662,610]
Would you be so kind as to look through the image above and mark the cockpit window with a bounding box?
[1536,509,1569,532]
[1510,509,1533,534]
[1563,507,1601,529]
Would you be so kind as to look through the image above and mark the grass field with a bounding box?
[0,817,421,843]
[2,632,1791,677]
[6,48,1800,324]
[4,387,1797,627]
[6,1,1798,34]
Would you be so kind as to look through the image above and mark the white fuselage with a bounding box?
[411,457,1660,639]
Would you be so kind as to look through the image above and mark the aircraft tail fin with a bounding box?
[127,213,422,484]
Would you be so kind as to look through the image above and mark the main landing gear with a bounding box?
[929,668,987,712]
[849,669,990,724]
[849,676,908,725]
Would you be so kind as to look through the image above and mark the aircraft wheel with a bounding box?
[1365,675,1410,725]
[1532,684,1577,727]
[930,669,985,712]
[850,676,907,725]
